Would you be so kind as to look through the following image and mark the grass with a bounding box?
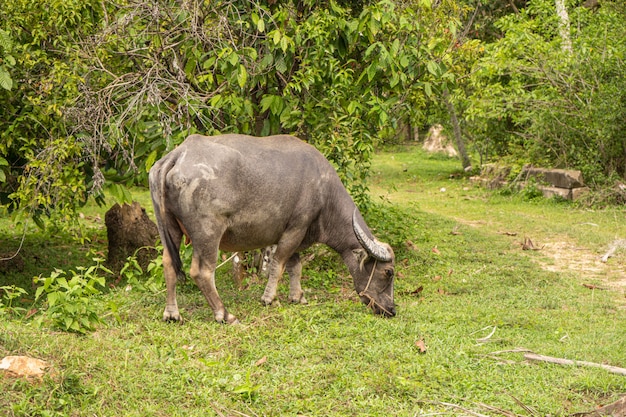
[2,146,626,416]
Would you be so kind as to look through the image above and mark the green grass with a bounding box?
[2,146,626,416]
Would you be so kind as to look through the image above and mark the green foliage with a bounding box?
[119,249,165,294]
[466,0,626,186]
[0,29,15,91]
[0,0,105,225]
[0,0,475,221]
[0,285,28,317]
[34,259,110,334]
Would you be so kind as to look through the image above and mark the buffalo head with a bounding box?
[351,211,396,317]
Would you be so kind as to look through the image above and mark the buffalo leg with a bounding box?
[286,253,307,304]
[162,228,184,322]
[260,230,306,305]
[261,258,286,306]
[190,250,239,324]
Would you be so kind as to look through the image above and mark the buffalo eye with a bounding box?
[385,268,394,279]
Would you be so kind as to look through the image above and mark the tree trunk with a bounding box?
[442,88,472,170]
[555,0,572,54]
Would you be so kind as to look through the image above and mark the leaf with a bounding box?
[399,54,409,68]
[0,69,12,91]
[419,0,432,9]
[431,247,440,255]
[427,60,439,76]
[0,29,12,50]
[409,285,423,296]
[144,150,158,173]
[254,356,267,367]
[415,339,427,354]
[272,30,281,45]
[423,82,432,97]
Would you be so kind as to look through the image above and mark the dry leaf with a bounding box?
[255,356,268,367]
[448,269,454,276]
[437,288,447,295]
[583,283,607,290]
[431,247,441,255]
[433,275,442,282]
[25,308,38,319]
[410,285,424,296]
[415,339,427,354]
[521,237,543,251]
[405,240,419,251]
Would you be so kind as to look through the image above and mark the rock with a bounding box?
[538,185,572,200]
[0,356,50,380]
[571,187,590,201]
[422,124,458,157]
[470,164,511,189]
[105,202,159,274]
[522,167,585,189]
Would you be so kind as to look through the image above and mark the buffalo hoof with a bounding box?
[163,307,182,323]
[260,294,275,306]
[288,294,308,305]
[215,311,239,325]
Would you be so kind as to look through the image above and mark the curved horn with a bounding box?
[352,209,392,262]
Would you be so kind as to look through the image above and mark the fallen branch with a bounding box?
[437,402,490,417]
[572,395,626,417]
[600,238,626,263]
[524,353,626,376]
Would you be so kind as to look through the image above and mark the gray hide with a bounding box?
[149,134,395,324]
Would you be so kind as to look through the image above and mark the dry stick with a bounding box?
[437,402,491,417]
[571,395,626,417]
[524,353,626,376]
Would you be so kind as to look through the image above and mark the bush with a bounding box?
[466,1,626,189]
[34,259,110,334]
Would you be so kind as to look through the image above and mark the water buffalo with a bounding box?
[149,134,396,324]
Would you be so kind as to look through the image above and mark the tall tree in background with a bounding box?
[555,0,572,53]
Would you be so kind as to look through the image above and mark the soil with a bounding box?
[535,237,626,290]
[452,217,626,291]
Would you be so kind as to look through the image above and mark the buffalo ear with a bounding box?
[352,249,369,270]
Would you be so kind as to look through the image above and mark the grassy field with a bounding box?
[1,146,626,416]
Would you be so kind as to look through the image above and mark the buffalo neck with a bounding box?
[316,186,367,257]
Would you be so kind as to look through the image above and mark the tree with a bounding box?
[555,0,572,53]
[466,0,626,185]
[0,0,105,229]
[0,0,476,226]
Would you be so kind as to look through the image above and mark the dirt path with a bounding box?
[451,215,626,291]
[536,237,626,288]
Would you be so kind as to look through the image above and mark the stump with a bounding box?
[105,202,159,274]
[0,252,25,275]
